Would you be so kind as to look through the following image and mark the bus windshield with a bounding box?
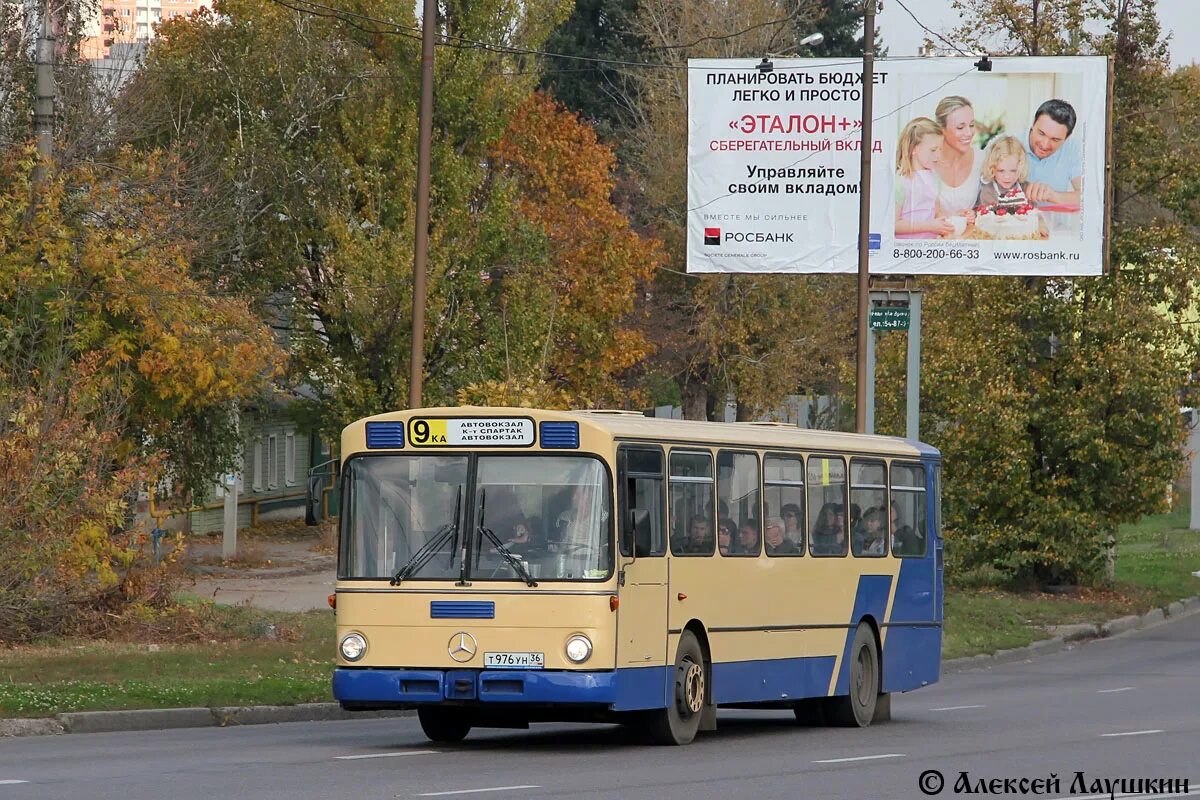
[473,455,612,581]
[340,454,612,581]
[341,455,468,580]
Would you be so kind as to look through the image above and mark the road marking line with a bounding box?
[1097,687,1135,693]
[0,781,29,785]
[1100,729,1164,737]
[416,786,540,797]
[336,750,439,760]
[930,704,985,711]
[812,754,906,764]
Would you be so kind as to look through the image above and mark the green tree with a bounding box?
[539,0,644,138]
[871,0,1200,585]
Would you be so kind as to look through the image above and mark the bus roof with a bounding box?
[353,406,940,459]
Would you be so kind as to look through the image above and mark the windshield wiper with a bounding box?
[391,486,461,585]
[476,488,538,587]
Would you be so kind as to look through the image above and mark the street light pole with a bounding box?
[854,0,877,434]
[410,0,436,409]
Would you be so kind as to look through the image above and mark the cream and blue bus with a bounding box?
[324,407,942,745]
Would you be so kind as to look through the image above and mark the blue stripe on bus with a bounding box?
[711,656,836,705]
[833,574,893,696]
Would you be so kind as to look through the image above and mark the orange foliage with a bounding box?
[490,93,664,404]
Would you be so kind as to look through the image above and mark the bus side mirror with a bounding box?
[305,474,323,526]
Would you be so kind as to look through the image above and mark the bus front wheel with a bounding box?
[830,623,880,727]
[646,630,707,746]
[417,707,473,743]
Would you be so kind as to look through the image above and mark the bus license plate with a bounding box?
[484,651,544,669]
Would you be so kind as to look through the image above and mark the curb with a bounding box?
[1,703,412,738]
[944,594,1200,672]
[5,596,1199,738]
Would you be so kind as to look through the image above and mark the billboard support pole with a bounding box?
[854,0,877,435]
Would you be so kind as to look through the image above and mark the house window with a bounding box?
[285,433,296,486]
[253,439,265,491]
[268,435,278,490]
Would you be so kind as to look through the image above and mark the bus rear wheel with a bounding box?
[830,623,880,727]
[417,707,473,743]
[646,630,707,745]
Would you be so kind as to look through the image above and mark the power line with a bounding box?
[892,0,974,58]
[263,0,944,73]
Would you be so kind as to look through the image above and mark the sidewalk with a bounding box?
[180,528,336,612]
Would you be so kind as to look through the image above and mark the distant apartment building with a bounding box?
[82,0,204,59]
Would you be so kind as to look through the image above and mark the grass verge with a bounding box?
[943,508,1200,659]
[0,605,334,717]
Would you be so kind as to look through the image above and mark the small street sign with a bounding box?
[869,306,910,331]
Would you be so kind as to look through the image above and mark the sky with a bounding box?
[874,0,1199,67]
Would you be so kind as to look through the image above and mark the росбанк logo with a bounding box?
[704,227,721,245]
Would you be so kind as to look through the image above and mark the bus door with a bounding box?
[615,447,669,671]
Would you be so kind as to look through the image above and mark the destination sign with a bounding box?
[406,417,535,448]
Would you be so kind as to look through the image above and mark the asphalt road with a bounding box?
[3,613,1198,800]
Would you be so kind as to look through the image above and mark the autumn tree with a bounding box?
[870,0,1200,585]
[465,93,664,407]
[0,146,279,639]
[620,0,855,420]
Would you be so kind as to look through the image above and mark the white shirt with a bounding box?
[937,148,985,214]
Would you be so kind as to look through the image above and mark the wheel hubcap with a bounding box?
[854,645,874,706]
[678,659,705,716]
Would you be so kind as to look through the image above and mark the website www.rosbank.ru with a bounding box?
[995,250,1081,261]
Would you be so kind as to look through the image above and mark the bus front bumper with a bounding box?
[333,667,665,710]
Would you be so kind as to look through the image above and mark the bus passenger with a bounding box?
[852,508,886,556]
[781,503,803,540]
[673,515,712,554]
[717,518,737,555]
[764,517,798,555]
[811,503,846,555]
[737,518,761,555]
[891,503,924,556]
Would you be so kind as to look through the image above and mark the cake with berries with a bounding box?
[972,203,1042,239]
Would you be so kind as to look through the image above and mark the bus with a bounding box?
[321,406,942,745]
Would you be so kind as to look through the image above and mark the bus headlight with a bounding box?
[565,634,592,664]
[340,632,368,662]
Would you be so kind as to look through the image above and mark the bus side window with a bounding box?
[669,451,715,557]
[764,454,804,556]
[890,463,927,557]
[717,450,761,556]
[850,459,888,558]
[807,456,848,557]
[618,447,665,557]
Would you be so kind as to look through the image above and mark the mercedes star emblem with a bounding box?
[448,632,478,662]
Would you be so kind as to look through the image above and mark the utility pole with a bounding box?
[409,0,436,409]
[854,0,877,434]
[33,0,56,186]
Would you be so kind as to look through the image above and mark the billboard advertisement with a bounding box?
[687,56,1109,276]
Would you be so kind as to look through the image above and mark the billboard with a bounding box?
[687,57,1109,276]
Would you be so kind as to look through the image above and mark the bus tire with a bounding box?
[646,630,707,745]
[830,623,880,727]
[417,707,473,743]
